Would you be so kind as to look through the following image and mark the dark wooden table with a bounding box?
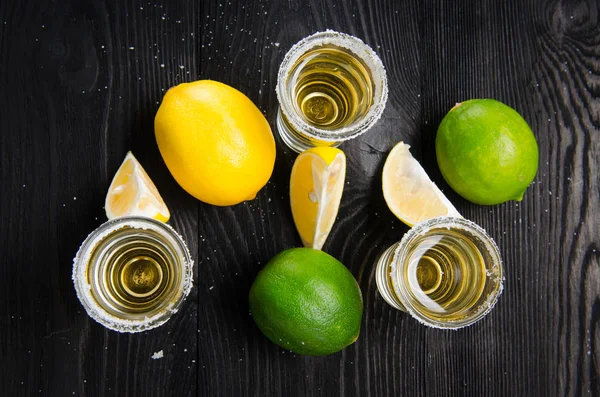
[1,0,599,396]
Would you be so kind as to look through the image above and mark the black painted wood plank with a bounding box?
[1,1,199,396]
[198,0,423,396]
[1,0,598,396]
[421,1,600,396]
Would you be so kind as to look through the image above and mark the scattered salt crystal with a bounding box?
[151,350,164,360]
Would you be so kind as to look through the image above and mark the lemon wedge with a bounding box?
[382,142,460,226]
[105,151,170,222]
[290,147,346,250]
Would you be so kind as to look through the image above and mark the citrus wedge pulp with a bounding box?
[105,151,170,222]
[290,147,346,250]
[382,142,460,226]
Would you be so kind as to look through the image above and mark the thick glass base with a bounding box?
[375,243,407,312]
[276,107,340,153]
[375,217,504,329]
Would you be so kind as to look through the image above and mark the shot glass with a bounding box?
[72,217,193,333]
[375,217,503,329]
[276,30,388,153]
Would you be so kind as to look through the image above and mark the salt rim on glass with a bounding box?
[389,216,504,330]
[275,29,389,143]
[72,216,194,333]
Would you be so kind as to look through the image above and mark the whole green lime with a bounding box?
[249,248,363,356]
[436,99,539,205]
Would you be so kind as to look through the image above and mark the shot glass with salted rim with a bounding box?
[276,30,388,153]
[375,216,503,329]
[72,216,193,333]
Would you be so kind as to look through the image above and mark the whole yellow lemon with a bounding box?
[155,80,276,206]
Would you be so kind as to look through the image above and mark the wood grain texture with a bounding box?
[0,0,598,396]
[1,1,199,396]
[198,0,423,396]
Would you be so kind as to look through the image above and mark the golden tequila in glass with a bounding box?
[73,217,193,332]
[375,217,503,329]
[276,30,388,153]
